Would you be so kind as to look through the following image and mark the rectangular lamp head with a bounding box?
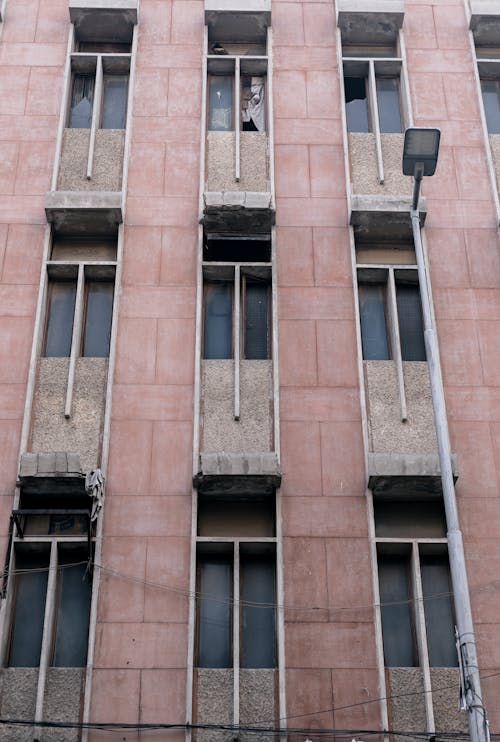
[402,127,441,177]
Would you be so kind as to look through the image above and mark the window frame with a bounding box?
[6,532,93,670]
[195,541,277,671]
[357,264,425,363]
[202,264,272,362]
[376,539,457,670]
[68,51,131,131]
[43,262,116,360]
[342,54,405,135]
[207,54,268,134]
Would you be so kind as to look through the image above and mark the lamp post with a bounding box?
[403,127,489,742]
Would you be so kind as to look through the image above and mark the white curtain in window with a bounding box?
[242,76,265,132]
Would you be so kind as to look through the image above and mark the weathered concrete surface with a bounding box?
[470,2,500,45]
[31,358,108,472]
[201,360,273,452]
[0,668,38,742]
[207,132,269,192]
[196,451,280,494]
[365,361,437,454]
[69,0,137,43]
[42,668,85,742]
[45,190,122,235]
[195,668,233,742]
[349,133,412,197]
[387,668,426,742]
[367,452,458,497]
[239,669,276,742]
[431,668,468,734]
[57,129,124,192]
[338,1,404,45]
[205,1,270,43]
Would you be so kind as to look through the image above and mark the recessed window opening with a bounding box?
[203,272,271,360]
[77,41,131,53]
[378,552,417,667]
[44,275,115,358]
[69,73,95,129]
[8,544,92,668]
[198,497,276,537]
[480,79,500,134]
[357,267,425,362]
[208,75,233,131]
[203,234,271,262]
[345,76,369,132]
[241,75,265,132]
[343,43,398,58]
[377,545,457,668]
[196,545,276,669]
[376,77,402,133]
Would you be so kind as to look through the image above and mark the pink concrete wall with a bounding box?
[404,0,500,728]
[273,0,380,731]
[0,0,65,572]
[94,0,202,735]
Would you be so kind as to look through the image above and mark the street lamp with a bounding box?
[402,128,489,742]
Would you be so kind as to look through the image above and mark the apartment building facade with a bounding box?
[0,0,499,740]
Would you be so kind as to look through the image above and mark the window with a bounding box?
[207,45,267,133]
[8,545,91,668]
[378,550,457,668]
[197,547,276,669]
[68,44,130,130]
[357,267,425,362]
[375,498,457,669]
[480,79,500,134]
[343,45,404,134]
[45,276,114,358]
[203,274,271,360]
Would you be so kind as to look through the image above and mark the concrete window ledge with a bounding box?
[203,191,274,232]
[337,0,404,45]
[18,452,87,496]
[367,452,458,498]
[205,0,271,43]
[69,0,137,43]
[194,451,281,495]
[350,194,426,241]
[45,191,122,235]
[469,1,500,45]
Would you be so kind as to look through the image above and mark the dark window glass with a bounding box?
[53,550,92,667]
[241,557,276,668]
[420,555,457,667]
[204,283,232,359]
[83,281,114,357]
[244,283,269,359]
[9,552,50,667]
[345,77,369,132]
[358,284,389,360]
[376,77,402,133]
[481,79,500,134]
[198,558,232,667]
[69,74,95,129]
[45,281,77,357]
[396,283,425,361]
[208,76,233,131]
[378,555,417,667]
[102,75,128,129]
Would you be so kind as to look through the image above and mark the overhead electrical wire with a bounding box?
[3,557,500,617]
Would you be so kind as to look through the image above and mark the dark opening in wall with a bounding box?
[203,234,271,262]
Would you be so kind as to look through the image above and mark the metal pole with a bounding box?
[410,186,489,742]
